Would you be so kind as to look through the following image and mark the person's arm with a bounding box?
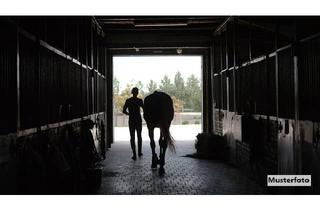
[123,100,129,115]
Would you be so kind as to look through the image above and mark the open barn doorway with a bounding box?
[112,55,203,143]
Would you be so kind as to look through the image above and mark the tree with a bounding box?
[171,96,184,112]
[113,84,133,113]
[185,74,201,112]
[146,80,158,95]
[174,71,186,101]
[135,81,145,96]
[113,82,146,113]
[113,72,201,114]
[159,75,174,95]
[113,77,120,96]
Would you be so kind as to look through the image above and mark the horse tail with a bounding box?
[160,123,175,153]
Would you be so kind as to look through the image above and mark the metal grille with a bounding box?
[239,65,252,113]
[251,27,274,59]
[221,71,227,110]
[221,32,227,70]
[93,32,98,69]
[228,70,235,111]
[18,17,45,40]
[39,48,87,124]
[213,37,221,73]
[252,60,268,115]
[69,62,82,119]
[213,74,221,109]
[65,17,79,59]
[81,68,88,116]
[235,60,269,115]
[235,56,276,116]
[94,72,98,113]
[267,56,277,116]
[79,18,90,65]
[39,48,60,124]
[88,70,93,114]
[278,47,294,119]
[98,77,106,112]
[46,17,65,52]
[227,24,234,68]
[1,17,106,135]
[299,37,320,120]
[0,21,17,134]
[98,41,106,75]
[235,67,242,113]
[20,35,39,129]
[86,25,92,67]
[236,24,250,65]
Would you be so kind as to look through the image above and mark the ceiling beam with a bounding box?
[214,16,233,34]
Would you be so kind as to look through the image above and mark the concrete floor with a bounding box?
[97,141,264,195]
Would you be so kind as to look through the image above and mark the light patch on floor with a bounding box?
[114,124,201,142]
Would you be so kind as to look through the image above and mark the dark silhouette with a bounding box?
[80,119,99,169]
[242,101,264,174]
[143,91,174,175]
[123,87,144,160]
[100,119,106,159]
[314,127,320,149]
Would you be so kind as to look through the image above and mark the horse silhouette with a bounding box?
[143,91,175,175]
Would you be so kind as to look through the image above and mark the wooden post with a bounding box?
[207,49,213,133]
[106,50,114,147]
[202,50,212,133]
[211,44,216,133]
[275,24,279,120]
[293,20,301,174]
[293,53,301,174]
[249,22,252,61]
[97,36,99,114]
[225,24,229,70]
[233,18,237,112]
[220,36,224,109]
[77,19,80,61]
[16,27,20,132]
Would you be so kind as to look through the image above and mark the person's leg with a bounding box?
[137,123,143,156]
[129,122,136,160]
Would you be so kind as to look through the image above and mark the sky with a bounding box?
[113,56,202,91]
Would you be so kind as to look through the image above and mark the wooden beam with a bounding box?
[17,112,105,137]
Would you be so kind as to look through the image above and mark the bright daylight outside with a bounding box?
[113,56,202,142]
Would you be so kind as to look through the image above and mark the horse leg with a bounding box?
[148,127,158,168]
[158,132,163,163]
[159,135,167,175]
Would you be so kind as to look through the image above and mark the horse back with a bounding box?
[143,91,174,126]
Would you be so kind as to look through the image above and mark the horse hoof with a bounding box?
[152,154,159,168]
[159,167,165,175]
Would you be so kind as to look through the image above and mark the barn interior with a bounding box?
[1,16,320,194]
